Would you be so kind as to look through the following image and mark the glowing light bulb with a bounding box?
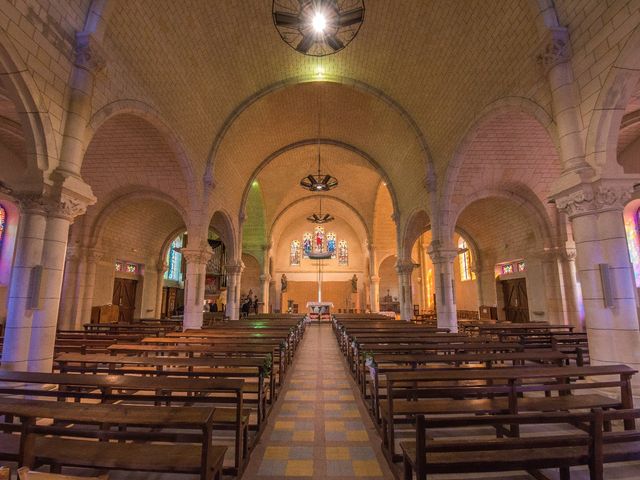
[312,12,326,33]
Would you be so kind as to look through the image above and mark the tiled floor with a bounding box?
[241,323,394,479]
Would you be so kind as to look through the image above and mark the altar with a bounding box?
[306,301,333,323]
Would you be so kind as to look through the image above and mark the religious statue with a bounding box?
[351,274,358,293]
[281,273,288,292]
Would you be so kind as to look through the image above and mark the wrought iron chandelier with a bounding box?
[273,0,365,57]
[307,198,334,224]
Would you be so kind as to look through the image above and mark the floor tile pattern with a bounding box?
[242,323,393,479]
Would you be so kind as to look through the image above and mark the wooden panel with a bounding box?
[112,278,137,323]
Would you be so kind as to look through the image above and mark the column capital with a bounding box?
[85,247,104,264]
[427,243,458,264]
[395,259,416,275]
[181,246,213,265]
[538,26,571,73]
[552,178,633,219]
[225,262,245,275]
[75,32,107,73]
[46,195,90,221]
[370,275,380,283]
[259,273,271,283]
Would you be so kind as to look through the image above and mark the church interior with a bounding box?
[0,0,639,479]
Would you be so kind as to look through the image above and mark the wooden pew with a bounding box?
[0,371,247,475]
[381,364,636,461]
[0,398,226,480]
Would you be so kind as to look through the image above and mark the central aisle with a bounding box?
[242,323,394,479]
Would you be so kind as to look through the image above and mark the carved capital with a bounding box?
[16,194,47,215]
[555,182,632,218]
[181,246,214,265]
[538,27,571,73]
[74,32,106,73]
[427,242,458,264]
[259,273,271,283]
[46,195,88,220]
[395,259,417,275]
[370,275,380,283]
[86,247,105,264]
[225,262,245,275]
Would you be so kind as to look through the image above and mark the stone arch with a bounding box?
[400,209,431,260]
[440,100,560,243]
[158,226,188,269]
[86,101,198,207]
[239,139,401,224]
[0,29,57,185]
[210,209,238,262]
[204,75,435,188]
[448,187,554,251]
[585,24,640,173]
[88,188,188,248]
[269,194,371,245]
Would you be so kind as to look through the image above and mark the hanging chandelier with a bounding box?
[272,0,365,57]
[307,198,334,224]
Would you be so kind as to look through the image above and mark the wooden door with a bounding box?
[501,278,529,322]
[112,278,137,323]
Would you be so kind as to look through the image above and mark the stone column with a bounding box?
[155,262,168,319]
[395,259,415,321]
[181,247,212,330]
[225,263,244,320]
[259,273,271,313]
[539,27,590,174]
[28,197,86,372]
[78,248,104,329]
[58,245,81,330]
[554,180,640,378]
[428,244,459,332]
[57,33,106,177]
[1,198,47,372]
[369,275,380,313]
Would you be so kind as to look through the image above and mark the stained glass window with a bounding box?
[0,205,5,255]
[126,263,138,274]
[303,232,312,258]
[314,226,325,253]
[327,232,336,258]
[517,261,526,272]
[290,240,301,266]
[338,240,348,265]
[625,208,640,287]
[165,234,183,282]
[501,264,514,275]
[115,261,123,272]
[458,238,472,281]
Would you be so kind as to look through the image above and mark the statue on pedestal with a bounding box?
[351,274,358,293]
[281,273,288,292]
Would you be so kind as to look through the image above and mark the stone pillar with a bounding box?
[370,275,380,313]
[225,263,244,321]
[259,273,271,313]
[395,259,415,321]
[539,27,590,174]
[58,245,81,330]
[554,180,640,378]
[428,245,459,332]
[57,33,106,177]
[78,248,103,329]
[181,247,212,330]
[1,199,47,372]
[155,262,168,319]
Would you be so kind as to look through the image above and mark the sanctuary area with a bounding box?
[0,0,639,479]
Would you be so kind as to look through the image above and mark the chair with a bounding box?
[18,468,108,480]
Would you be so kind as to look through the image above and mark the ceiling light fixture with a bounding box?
[273,0,365,57]
[307,198,335,224]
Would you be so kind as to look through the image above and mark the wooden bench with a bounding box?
[402,408,640,480]
[0,398,226,480]
[381,364,636,461]
[0,370,247,475]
